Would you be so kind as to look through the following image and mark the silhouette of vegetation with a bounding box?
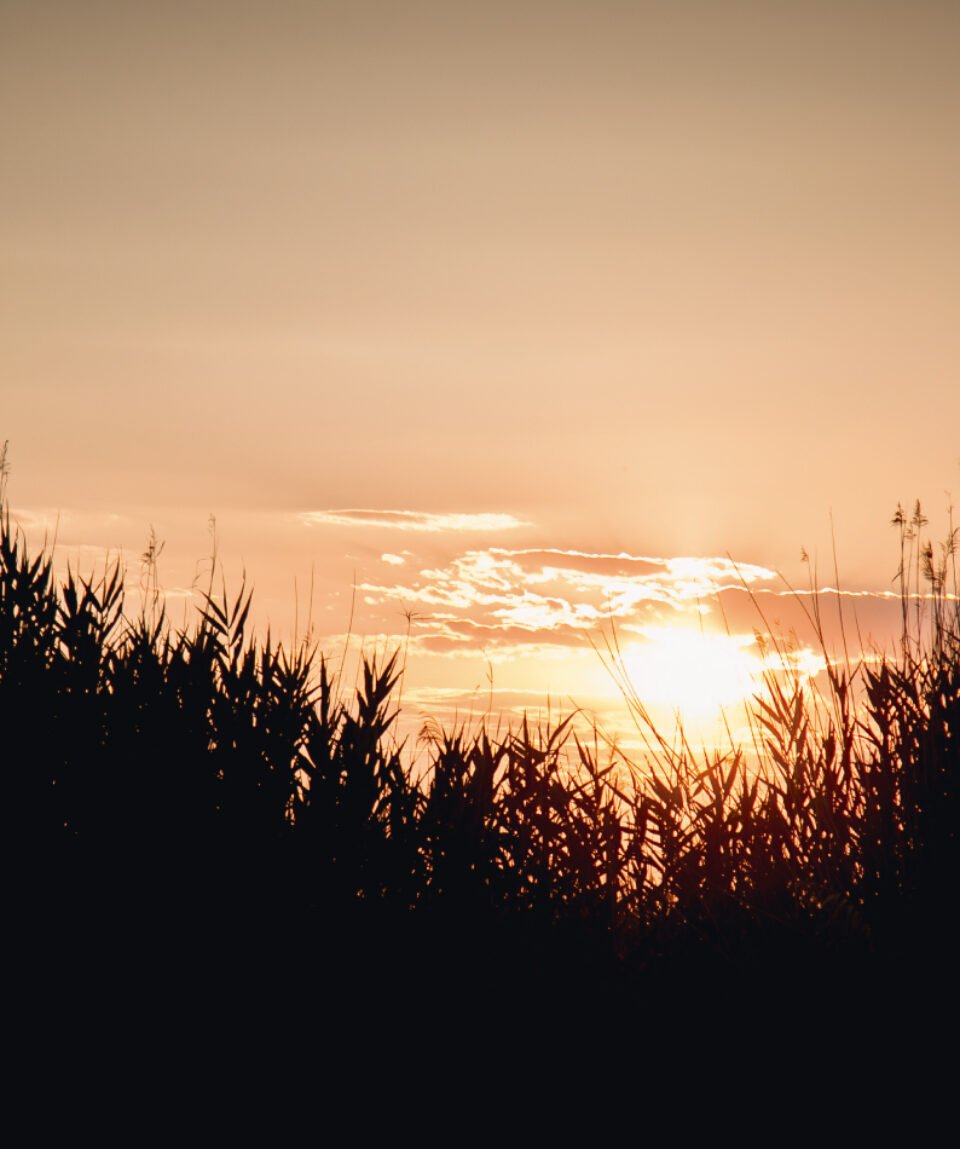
[4,465,958,1049]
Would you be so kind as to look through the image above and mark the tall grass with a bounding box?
[3,474,957,1013]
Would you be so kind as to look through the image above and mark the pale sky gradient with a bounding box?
[3,1,958,744]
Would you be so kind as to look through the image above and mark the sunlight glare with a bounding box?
[622,627,763,724]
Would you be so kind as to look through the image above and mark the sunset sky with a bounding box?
[3,1,958,746]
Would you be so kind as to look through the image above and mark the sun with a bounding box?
[620,626,763,727]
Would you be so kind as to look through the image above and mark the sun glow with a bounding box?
[620,627,764,726]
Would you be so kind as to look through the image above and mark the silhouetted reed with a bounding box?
[3,476,957,1027]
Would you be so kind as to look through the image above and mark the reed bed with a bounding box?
[3,476,958,1032]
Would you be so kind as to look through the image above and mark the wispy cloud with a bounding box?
[358,547,781,651]
[302,509,529,533]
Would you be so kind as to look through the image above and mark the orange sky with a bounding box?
[3,2,958,745]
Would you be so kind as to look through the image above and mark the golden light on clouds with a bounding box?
[302,510,529,533]
[5,493,931,749]
[359,544,777,650]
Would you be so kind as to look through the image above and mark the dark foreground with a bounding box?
[4,493,958,1109]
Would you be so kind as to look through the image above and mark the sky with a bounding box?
[3,1,959,748]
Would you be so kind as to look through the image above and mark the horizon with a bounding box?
[6,468,956,752]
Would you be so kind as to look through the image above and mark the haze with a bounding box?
[3,1,958,741]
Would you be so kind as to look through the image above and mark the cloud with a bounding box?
[403,685,582,719]
[356,547,785,653]
[488,548,774,584]
[413,620,587,655]
[305,537,913,673]
[302,509,529,533]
